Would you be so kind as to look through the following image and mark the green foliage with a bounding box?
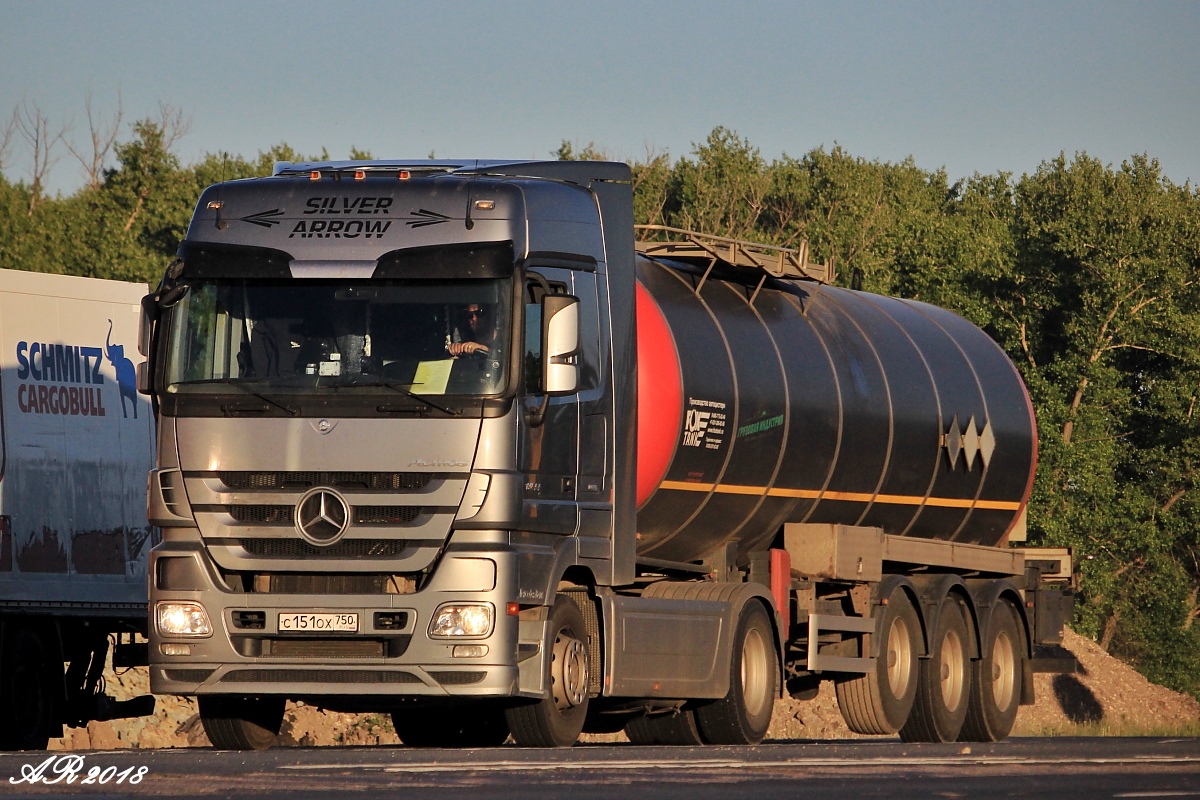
[3,115,1199,697]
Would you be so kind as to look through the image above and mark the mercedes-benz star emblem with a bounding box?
[295,487,349,545]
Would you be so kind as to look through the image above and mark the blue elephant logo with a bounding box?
[106,319,138,419]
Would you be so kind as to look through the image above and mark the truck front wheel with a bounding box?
[392,703,509,747]
[901,595,972,743]
[624,707,704,745]
[959,600,1023,742]
[506,595,590,747]
[199,696,285,750]
[0,626,58,750]
[694,600,776,745]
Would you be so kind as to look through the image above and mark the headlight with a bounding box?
[429,603,494,638]
[156,602,212,637]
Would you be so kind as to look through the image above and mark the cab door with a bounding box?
[519,267,580,535]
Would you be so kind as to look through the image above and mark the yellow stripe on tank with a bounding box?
[657,480,1022,512]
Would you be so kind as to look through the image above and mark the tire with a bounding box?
[901,595,972,743]
[694,600,777,745]
[959,600,1023,742]
[506,595,590,747]
[199,695,286,750]
[392,704,510,747]
[835,586,920,735]
[624,708,705,745]
[0,626,59,750]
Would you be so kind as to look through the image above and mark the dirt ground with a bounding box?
[48,627,1199,750]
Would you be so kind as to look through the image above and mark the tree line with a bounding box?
[3,110,1198,698]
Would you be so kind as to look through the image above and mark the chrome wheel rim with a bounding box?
[741,625,771,718]
[991,628,1016,711]
[940,627,965,713]
[551,628,588,710]
[886,615,914,698]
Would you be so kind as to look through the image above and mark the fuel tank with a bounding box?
[633,254,1036,564]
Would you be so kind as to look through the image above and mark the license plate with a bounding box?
[278,613,358,632]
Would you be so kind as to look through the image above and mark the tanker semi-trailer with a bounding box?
[0,269,157,750]
[143,159,1074,750]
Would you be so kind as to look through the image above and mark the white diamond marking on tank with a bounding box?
[944,414,963,469]
[979,419,996,468]
[963,416,980,470]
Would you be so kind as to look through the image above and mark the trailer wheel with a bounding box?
[901,595,972,743]
[392,704,509,747]
[694,600,776,745]
[506,595,590,747]
[199,696,285,750]
[835,587,920,735]
[0,626,58,750]
[624,707,705,745]
[959,600,1023,742]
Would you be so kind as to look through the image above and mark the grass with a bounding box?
[1014,720,1200,738]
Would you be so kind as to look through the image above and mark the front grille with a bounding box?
[221,669,421,684]
[241,538,410,558]
[428,671,487,686]
[220,471,432,491]
[265,573,388,594]
[225,506,423,528]
[229,505,292,525]
[354,507,422,525]
[266,638,386,659]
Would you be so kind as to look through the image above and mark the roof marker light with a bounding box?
[206,201,223,210]
[354,170,366,180]
[309,171,321,181]
[474,200,496,211]
[398,170,411,181]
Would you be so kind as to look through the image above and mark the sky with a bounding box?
[2,0,1198,197]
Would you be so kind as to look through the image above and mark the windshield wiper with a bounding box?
[212,380,300,417]
[371,381,461,417]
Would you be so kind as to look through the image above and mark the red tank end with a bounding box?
[635,280,683,507]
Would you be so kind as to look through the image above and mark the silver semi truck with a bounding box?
[144,160,1074,749]
[0,269,156,750]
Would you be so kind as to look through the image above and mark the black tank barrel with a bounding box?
[634,254,1036,564]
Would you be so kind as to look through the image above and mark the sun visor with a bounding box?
[373,241,515,280]
[177,241,294,279]
[177,240,516,281]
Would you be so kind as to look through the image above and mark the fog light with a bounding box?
[160,643,192,656]
[156,602,212,637]
[453,645,489,658]
[429,603,493,638]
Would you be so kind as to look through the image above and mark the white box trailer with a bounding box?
[0,268,155,749]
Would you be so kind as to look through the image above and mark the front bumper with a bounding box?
[149,540,522,699]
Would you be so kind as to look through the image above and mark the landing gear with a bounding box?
[199,696,285,750]
[506,595,590,747]
[901,595,972,743]
[960,600,1023,742]
[693,601,776,745]
[836,586,920,735]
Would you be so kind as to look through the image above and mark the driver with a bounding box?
[447,303,495,356]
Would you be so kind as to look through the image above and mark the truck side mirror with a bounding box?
[136,360,152,395]
[139,294,157,358]
[542,294,580,396]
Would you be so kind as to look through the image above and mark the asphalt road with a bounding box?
[4,738,1199,800]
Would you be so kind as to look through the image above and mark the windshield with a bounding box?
[163,278,513,397]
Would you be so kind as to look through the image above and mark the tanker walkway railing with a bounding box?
[634,225,835,299]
